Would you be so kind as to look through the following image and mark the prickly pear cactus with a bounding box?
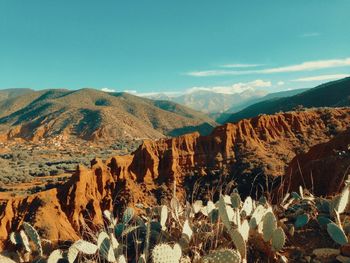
[182,219,193,240]
[123,207,135,225]
[19,230,31,253]
[23,222,42,256]
[249,205,267,229]
[230,193,241,209]
[317,216,332,226]
[47,249,64,263]
[218,195,232,231]
[263,211,277,242]
[68,239,98,263]
[98,231,116,262]
[327,223,348,245]
[294,214,309,228]
[239,219,250,242]
[331,185,350,214]
[152,243,182,263]
[271,227,286,251]
[241,196,253,217]
[9,232,22,246]
[231,229,246,259]
[201,249,241,263]
[192,200,203,214]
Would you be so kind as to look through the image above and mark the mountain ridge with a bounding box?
[0,88,217,143]
[224,77,350,123]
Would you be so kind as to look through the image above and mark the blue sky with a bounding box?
[0,0,349,95]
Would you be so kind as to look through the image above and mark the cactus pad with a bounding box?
[202,249,241,263]
[23,222,42,256]
[47,249,64,263]
[123,207,135,225]
[230,193,241,209]
[272,227,286,251]
[327,223,348,245]
[263,211,277,242]
[294,214,309,228]
[152,243,182,263]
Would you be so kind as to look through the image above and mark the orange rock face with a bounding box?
[0,108,349,248]
[284,127,350,196]
[0,159,115,249]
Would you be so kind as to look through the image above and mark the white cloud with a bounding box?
[220,63,263,68]
[124,89,138,94]
[186,79,271,94]
[130,91,182,97]
[101,87,116,92]
[186,57,350,77]
[292,74,350,82]
[277,81,285,86]
[299,32,320,38]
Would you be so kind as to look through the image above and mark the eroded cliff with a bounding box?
[0,108,349,248]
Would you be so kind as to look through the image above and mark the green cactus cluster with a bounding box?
[10,186,339,263]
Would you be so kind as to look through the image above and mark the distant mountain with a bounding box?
[0,88,34,102]
[0,88,217,142]
[147,89,268,114]
[215,88,309,123]
[224,77,350,123]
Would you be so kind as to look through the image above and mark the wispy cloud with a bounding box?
[292,74,350,82]
[299,32,320,38]
[130,80,271,98]
[186,57,350,77]
[220,63,263,68]
[186,80,271,94]
[101,87,116,92]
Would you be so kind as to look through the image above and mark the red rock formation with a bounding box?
[110,108,350,198]
[0,108,349,249]
[0,159,115,249]
[283,128,350,196]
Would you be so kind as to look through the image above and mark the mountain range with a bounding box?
[146,88,309,115]
[0,77,349,144]
[0,89,216,142]
[224,77,350,123]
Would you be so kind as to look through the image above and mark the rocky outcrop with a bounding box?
[0,159,115,249]
[0,108,349,249]
[283,128,350,196]
[110,108,350,198]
